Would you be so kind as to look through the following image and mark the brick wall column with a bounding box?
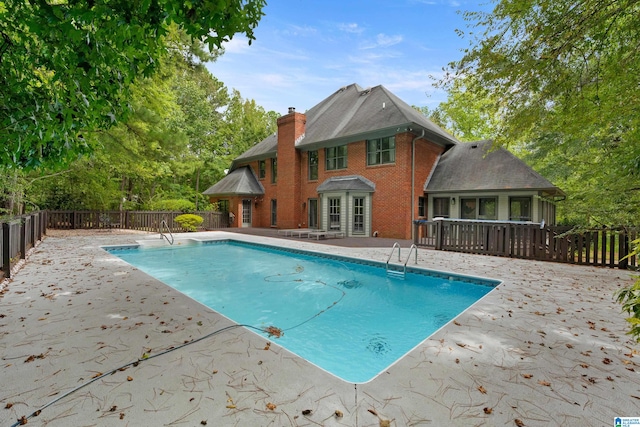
[276,109,306,229]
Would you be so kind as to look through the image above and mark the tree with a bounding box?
[445,0,640,226]
[0,0,265,170]
[417,75,499,142]
[446,0,640,339]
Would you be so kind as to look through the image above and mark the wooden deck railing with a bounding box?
[414,219,638,269]
[47,210,229,233]
[1,211,48,279]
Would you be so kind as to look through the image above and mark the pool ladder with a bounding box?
[160,219,174,245]
[385,243,418,279]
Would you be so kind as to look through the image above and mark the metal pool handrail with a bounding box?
[159,219,174,245]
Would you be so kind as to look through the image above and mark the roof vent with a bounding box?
[288,107,295,114]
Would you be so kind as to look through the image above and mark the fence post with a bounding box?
[20,219,26,260]
[435,220,443,250]
[31,214,36,250]
[619,230,629,269]
[2,222,10,279]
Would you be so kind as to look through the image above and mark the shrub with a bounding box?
[174,214,203,232]
[149,199,195,212]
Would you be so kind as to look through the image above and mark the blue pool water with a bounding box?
[105,240,498,383]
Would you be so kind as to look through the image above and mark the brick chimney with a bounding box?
[276,108,305,229]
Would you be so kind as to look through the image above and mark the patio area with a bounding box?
[1,229,638,426]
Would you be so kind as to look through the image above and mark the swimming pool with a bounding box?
[105,240,499,383]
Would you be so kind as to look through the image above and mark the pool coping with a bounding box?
[103,237,502,384]
[1,230,639,426]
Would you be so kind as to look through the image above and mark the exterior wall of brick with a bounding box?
[208,127,445,239]
[275,111,305,229]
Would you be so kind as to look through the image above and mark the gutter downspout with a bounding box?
[411,130,425,241]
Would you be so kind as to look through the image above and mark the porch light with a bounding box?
[451,198,456,205]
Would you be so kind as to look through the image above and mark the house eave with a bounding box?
[297,123,456,152]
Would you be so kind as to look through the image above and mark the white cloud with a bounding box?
[338,22,364,34]
[361,33,403,49]
[281,25,318,37]
[220,35,253,55]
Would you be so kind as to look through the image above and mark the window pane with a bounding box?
[329,198,341,230]
[510,197,532,221]
[367,136,395,165]
[433,197,450,217]
[479,198,496,219]
[308,150,318,180]
[461,198,476,219]
[353,197,364,233]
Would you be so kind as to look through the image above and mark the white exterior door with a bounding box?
[242,199,252,227]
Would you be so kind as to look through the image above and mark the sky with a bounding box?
[206,0,490,116]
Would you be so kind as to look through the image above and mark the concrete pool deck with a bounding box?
[1,230,639,426]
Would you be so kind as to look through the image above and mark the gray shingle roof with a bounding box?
[425,140,564,195]
[202,166,264,196]
[231,83,458,169]
[234,132,277,163]
[316,175,376,193]
[300,84,458,149]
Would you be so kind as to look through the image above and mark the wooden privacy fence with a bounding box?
[47,210,229,233]
[1,211,48,279]
[414,219,638,269]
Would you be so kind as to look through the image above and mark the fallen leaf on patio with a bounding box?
[212,370,218,374]
[483,407,493,414]
[587,321,596,330]
[602,358,612,364]
[379,420,391,427]
[200,421,207,425]
[266,402,276,410]
[91,372,103,378]
[538,380,551,386]
[302,409,312,415]
[226,405,236,409]
[522,373,533,379]
[477,385,487,394]
[456,343,467,348]
[24,355,35,363]
[119,413,125,419]
[263,342,271,350]
[515,419,525,426]
[368,408,378,416]
[127,376,133,381]
[565,343,573,349]
[5,402,13,409]
[334,410,343,417]
[17,416,27,425]
[109,406,117,412]
[453,320,461,326]
[580,363,589,368]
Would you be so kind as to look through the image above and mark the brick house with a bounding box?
[203,84,564,240]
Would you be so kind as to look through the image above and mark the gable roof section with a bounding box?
[202,166,265,196]
[317,175,376,193]
[425,140,565,195]
[299,84,458,149]
[230,83,458,169]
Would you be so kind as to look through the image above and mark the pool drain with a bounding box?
[366,334,390,355]
[337,279,361,289]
